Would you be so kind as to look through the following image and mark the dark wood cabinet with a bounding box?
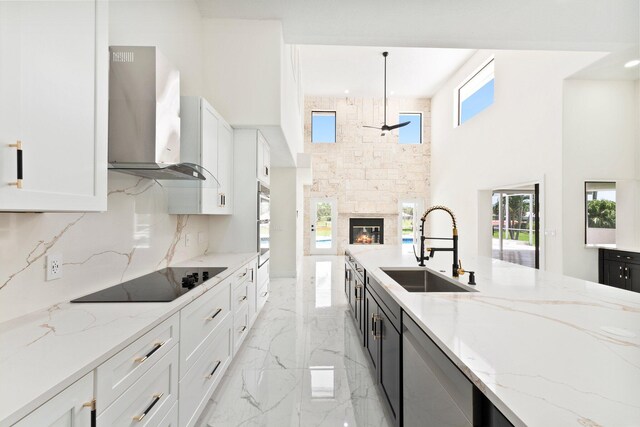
[599,249,640,293]
[364,286,401,426]
[628,263,640,293]
[379,308,401,421]
[364,288,379,371]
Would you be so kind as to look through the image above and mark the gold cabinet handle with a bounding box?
[133,392,164,422]
[8,140,23,189]
[134,341,165,363]
[205,360,222,380]
[82,399,96,410]
[239,295,247,302]
[261,291,268,297]
[239,325,247,333]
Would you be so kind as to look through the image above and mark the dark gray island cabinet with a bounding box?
[599,248,640,293]
[344,251,514,427]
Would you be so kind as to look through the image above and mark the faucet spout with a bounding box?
[416,205,460,277]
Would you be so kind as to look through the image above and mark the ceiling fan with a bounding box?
[363,51,411,136]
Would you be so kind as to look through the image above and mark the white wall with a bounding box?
[270,168,298,277]
[110,0,204,95]
[430,50,603,275]
[281,44,304,160]
[563,80,639,281]
[201,19,281,126]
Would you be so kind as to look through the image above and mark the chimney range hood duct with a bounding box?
[108,46,217,185]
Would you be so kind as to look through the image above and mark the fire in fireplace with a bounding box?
[349,218,384,244]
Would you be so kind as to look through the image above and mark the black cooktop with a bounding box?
[70,267,227,303]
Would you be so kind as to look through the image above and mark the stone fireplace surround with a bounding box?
[303,96,431,255]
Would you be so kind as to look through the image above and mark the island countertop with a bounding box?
[347,244,640,427]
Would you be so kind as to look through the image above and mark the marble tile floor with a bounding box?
[196,256,392,427]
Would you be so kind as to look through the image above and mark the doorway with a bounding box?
[310,198,337,254]
[492,184,540,268]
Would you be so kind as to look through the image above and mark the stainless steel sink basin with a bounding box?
[380,268,475,293]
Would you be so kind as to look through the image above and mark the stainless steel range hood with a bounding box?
[108,46,214,183]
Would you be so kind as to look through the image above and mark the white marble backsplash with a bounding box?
[0,172,210,323]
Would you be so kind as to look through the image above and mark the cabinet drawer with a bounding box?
[14,372,94,427]
[605,249,640,264]
[97,345,178,427]
[233,304,250,355]
[179,316,233,427]
[257,280,269,313]
[258,259,269,287]
[180,280,231,378]
[157,401,178,427]
[233,276,249,313]
[96,314,179,413]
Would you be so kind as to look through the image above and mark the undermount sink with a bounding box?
[380,268,475,293]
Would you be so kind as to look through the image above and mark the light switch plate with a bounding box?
[185,233,193,247]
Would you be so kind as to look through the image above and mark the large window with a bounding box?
[456,58,494,126]
[585,182,616,246]
[398,113,422,144]
[311,111,336,143]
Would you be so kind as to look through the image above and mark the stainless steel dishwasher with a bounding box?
[403,315,473,427]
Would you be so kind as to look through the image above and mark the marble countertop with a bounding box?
[0,252,258,426]
[347,245,640,427]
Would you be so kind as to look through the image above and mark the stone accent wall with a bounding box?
[303,96,431,255]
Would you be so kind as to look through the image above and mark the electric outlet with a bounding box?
[46,253,63,281]
[185,233,193,247]
[198,231,207,244]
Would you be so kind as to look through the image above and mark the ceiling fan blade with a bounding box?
[363,125,382,129]
[385,121,411,131]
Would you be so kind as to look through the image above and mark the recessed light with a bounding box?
[624,59,640,68]
[344,89,349,94]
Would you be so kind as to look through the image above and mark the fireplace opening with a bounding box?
[349,218,384,244]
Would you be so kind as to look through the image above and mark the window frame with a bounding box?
[311,110,337,143]
[454,56,495,127]
[398,112,423,144]
[584,181,617,246]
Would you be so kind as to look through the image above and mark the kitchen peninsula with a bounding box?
[346,244,640,426]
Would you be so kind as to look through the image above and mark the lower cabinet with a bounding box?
[97,345,178,426]
[13,372,94,427]
[364,287,401,426]
[12,257,269,427]
[599,248,640,293]
[179,316,232,427]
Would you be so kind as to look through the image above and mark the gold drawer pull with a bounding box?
[134,341,165,363]
[82,399,96,410]
[133,392,164,422]
[205,360,222,379]
[204,308,223,321]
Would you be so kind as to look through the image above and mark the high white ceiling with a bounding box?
[197,0,639,53]
[299,46,475,98]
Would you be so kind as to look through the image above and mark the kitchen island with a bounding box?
[347,244,640,426]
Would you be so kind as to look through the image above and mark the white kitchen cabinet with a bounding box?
[0,0,107,212]
[256,131,271,186]
[13,373,94,427]
[168,96,233,215]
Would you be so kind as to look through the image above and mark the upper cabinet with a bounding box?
[257,132,270,186]
[0,0,107,212]
[168,97,233,215]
